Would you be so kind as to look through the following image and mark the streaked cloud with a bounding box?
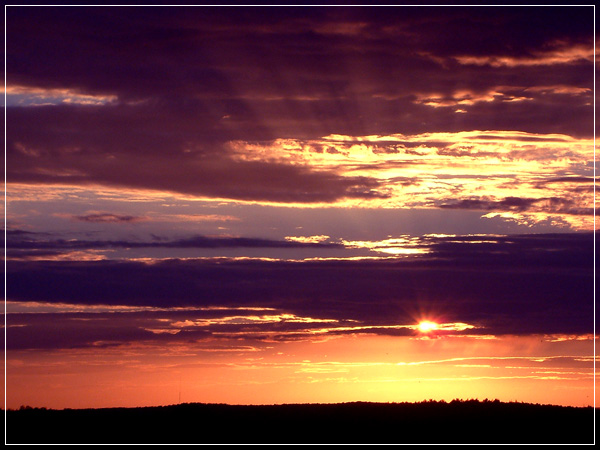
[70,212,147,223]
[340,237,429,256]
[452,43,593,67]
[285,235,331,244]
[5,232,594,349]
[5,85,118,106]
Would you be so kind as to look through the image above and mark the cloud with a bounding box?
[4,6,595,243]
[422,232,595,265]
[5,229,344,256]
[6,85,118,107]
[5,7,594,219]
[438,196,595,216]
[412,84,592,111]
[452,43,593,67]
[6,7,593,137]
[543,176,595,184]
[72,213,146,223]
[6,122,595,229]
[7,7,591,97]
[5,232,594,350]
[285,235,331,244]
[6,104,391,204]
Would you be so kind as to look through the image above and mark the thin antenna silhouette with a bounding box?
[178,375,182,404]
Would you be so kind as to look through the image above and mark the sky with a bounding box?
[3,5,597,410]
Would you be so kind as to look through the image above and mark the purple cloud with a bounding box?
[5,232,594,350]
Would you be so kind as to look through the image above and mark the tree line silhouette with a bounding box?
[6,399,595,444]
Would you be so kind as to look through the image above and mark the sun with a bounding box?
[417,321,439,333]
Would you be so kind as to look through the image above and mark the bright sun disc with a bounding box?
[418,321,438,333]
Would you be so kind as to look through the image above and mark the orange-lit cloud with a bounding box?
[220,130,595,229]
[285,235,331,244]
[340,237,429,256]
[453,43,593,67]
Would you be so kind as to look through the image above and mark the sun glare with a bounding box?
[418,321,439,333]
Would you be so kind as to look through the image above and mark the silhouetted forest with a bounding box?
[5,399,595,444]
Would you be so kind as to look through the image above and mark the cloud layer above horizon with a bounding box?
[6,231,595,351]
[5,6,596,230]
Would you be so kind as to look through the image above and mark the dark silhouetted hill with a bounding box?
[5,399,595,444]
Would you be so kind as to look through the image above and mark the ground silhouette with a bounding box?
[5,399,595,444]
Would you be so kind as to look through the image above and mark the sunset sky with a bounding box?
[4,5,597,410]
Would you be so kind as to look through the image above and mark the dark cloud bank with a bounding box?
[6,229,343,251]
[439,196,596,216]
[5,232,595,349]
[6,6,594,203]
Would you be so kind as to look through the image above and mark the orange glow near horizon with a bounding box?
[5,333,596,410]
